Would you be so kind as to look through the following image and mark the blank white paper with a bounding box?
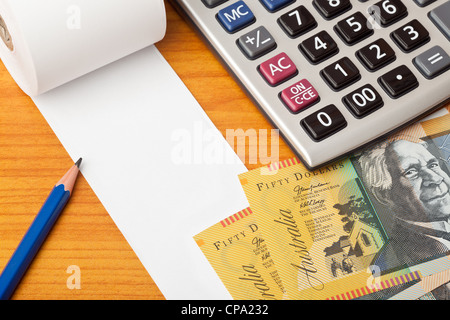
[33,45,249,300]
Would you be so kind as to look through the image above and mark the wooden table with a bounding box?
[0,1,293,300]
[0,1,447,300]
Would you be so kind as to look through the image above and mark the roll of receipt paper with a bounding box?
[0,0,166,96]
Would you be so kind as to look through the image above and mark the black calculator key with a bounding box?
[343,84,383,117]
[378,65,418,98]
[321,57,360,90]
[391,20,429,52]
[301,104,347,141]
[313,0,351,19]
[299,31,339,64]
[356,38,396,71]
[202,0,228,8]
[335,12,374,45]
[368,0,407,27]
[278,6,317,38]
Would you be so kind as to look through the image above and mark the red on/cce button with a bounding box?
[259,52,297,86]
[281,79,319,113]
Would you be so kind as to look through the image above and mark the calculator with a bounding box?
[170,0,450,169]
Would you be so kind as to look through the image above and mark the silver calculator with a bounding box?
[170,0,450,169]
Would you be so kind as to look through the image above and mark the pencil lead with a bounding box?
[75,158,83,168]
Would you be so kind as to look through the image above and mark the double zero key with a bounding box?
[301,105,347,141]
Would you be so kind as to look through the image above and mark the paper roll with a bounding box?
[0,0,166,96]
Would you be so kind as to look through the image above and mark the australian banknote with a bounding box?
[194,207,287,300]
[237,109,450,299]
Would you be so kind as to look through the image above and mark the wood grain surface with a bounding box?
[0,1,447,300]
[0,1,290,300]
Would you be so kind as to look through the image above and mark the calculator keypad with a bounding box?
[184,0,450,168]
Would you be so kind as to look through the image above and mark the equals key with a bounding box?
[414,45,450,79]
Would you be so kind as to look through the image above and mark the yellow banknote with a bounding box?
[194,207,286,300]
[239,111,450,300]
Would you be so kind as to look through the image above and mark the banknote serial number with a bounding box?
[181,304,269,317]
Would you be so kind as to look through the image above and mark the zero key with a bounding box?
[301,105,347,141]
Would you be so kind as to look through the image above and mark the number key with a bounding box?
[301,104,347,141]
[356,38,396,71]
[343,84,383,118]
[299,31,339,64]
[313,0,352,19]
[368,0,407,27]
[321,57,360,90]
[335,12,374,45]
[391,20,430,52]
[278,6,317,38]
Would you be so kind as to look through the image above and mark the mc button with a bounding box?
[217,1,255,33]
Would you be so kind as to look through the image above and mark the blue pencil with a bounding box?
[0,158,82,300]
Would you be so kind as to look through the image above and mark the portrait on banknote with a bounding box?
[351,127,450,299]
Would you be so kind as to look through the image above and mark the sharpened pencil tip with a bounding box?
[75,158,83,168]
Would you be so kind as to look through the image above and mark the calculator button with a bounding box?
[202,0,228,8]
[278,6,317,38]
[321,57,360,90]
[413,0,436,7]
[281,79,320,113]
[429,1,450,40]
[368,0,407,27]
[413,46,450,79]
[378,65,418,98]
[301,105,347,141]
[356,39,396,71]
[259,52,298,86]
[217,1,255,33]
[343,84,383,118]
[299,31,339,64]
[391,20,430,52]
[335,12,374,45]
[313,0,351,20]
[237,26,277,60]
[260,0,295,12]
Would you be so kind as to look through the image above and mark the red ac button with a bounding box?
[259,52,297,86]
